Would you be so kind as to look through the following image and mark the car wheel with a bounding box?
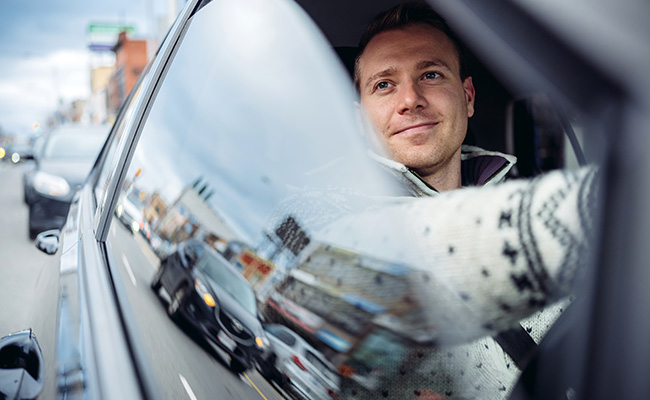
[167,285,187,320]
[150,263,165,292]
[230,359,247,374]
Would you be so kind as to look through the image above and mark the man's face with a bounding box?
[358,24,475,179]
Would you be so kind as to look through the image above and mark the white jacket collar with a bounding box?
[369,145,517,197]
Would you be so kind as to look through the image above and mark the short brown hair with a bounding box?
[353,1,469,91]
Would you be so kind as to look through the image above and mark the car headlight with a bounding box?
[194,279,215,307]
[32,171,70,197]
[255,334,270,349]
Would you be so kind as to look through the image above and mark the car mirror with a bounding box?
[0,329,45,400]
[34,229,61,255]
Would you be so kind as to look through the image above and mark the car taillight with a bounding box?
[327,388,339,398]
[291,355,307,371]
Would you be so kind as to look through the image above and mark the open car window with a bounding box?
[90,0,603,399]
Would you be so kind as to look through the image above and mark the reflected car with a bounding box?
[24,124,108,238]
[259,324,341,400]
[115,195,144,234]
[1,0,647,400]
[151,240,270,373]
[6,143,34,164]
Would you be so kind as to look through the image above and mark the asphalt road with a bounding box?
[0,161,52,335]
[0,162,289,400]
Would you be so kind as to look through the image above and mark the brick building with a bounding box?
[107,31,148,120]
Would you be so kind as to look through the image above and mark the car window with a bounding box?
[267,326,297,346]
[305,351,339,381]
[42,131,106,160]
[100,1,398,396]
[96,0,599,399]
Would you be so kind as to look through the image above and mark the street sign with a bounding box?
[275,216,310,256]
[87,23,136,52]
[88,24,135,35]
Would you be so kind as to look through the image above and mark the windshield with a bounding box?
[43,129,107,160]
[197,252,257,315]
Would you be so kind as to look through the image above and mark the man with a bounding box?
[336,2,596,399]
[355,1,515,194]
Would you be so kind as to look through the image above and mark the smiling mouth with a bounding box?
[393,122,438,136]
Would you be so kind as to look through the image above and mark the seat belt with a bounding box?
[494,324,537,369]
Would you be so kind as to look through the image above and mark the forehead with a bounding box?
[359,24,460,78]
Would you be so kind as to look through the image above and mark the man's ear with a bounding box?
[463,76,476,118]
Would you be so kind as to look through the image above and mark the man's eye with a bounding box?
[424,71,440,80]
[376,81,391,90]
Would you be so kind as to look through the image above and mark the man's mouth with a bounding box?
[392,122,438,136]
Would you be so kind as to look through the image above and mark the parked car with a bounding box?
[23,124,108,238]
[2,0,648,399]
[259,324,341,400]
[151,240,270,373]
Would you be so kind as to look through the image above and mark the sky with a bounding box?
[0,0,183,137]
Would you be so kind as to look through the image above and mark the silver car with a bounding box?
[263,324,341,400]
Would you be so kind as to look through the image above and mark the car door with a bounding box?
[11,0,646,399]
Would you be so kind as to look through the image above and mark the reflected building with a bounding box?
[263,239,437,394]
[143,192,168,228]
[156,185,237,248]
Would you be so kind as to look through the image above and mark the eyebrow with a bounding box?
[362,59,454,92]
[363,67,397,92]
[417,59,453,72]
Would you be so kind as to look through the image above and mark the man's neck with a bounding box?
[412,157,462,192]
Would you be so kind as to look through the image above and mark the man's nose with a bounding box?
[397,81,428,114]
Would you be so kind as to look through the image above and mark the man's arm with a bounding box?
[318,166,599,344]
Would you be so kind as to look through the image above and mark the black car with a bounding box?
[24,124,108,238]
[1,0,648,400]
[151,240,270,373]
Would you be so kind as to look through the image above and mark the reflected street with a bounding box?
[108,216,287,400]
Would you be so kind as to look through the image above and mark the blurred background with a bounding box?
[0,0,187,146]
[0,0,186,350]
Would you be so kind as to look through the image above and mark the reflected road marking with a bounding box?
[179,374,198,400]
[243,372,269,400]
[121,254,137,287]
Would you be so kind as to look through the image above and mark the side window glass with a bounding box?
[103,2,393,396]
[100,1,596,399]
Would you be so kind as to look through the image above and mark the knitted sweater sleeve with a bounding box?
[317,166,599,344]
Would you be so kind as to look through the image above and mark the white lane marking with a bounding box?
[121,254,137,287]
[179,374,198,400]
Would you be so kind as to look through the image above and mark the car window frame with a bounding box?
[82,2,205,399]
[91,2,200,242]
